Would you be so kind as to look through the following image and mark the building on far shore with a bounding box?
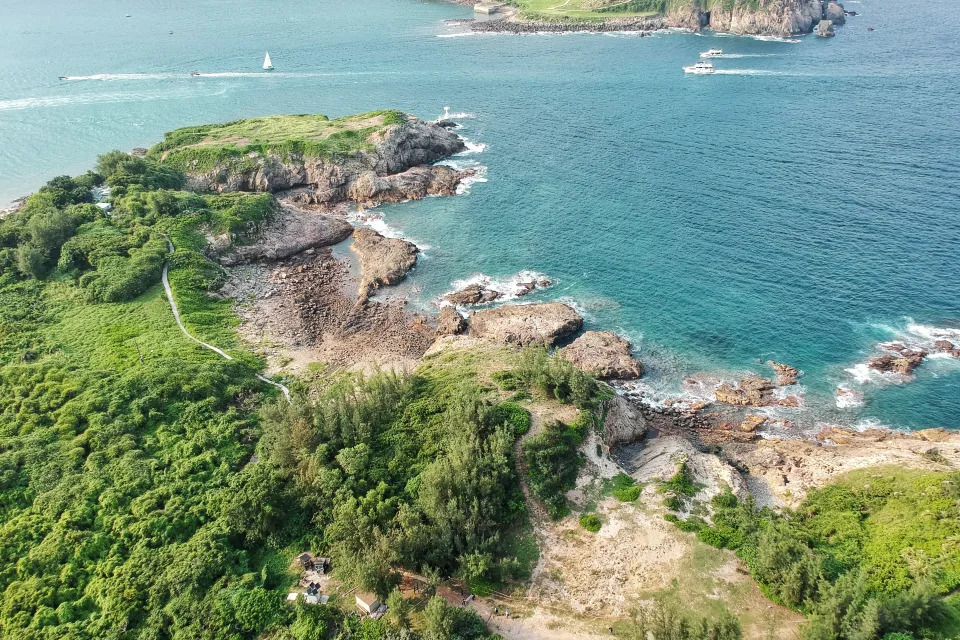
[474,2,503,14]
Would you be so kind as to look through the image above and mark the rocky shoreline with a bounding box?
[189,110,956,499]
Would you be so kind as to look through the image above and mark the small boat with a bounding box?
[190,72,201,77]
[700,48,723,58]
[59,76,67,81]
[262,52,274,71]
[683,61,715,74]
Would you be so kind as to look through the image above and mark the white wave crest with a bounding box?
[442,270,552,306]
[441,107,477,120]
[834,384,865,409]
[456,165,488,195]
[347,211,430,251]
[457,139,487,155]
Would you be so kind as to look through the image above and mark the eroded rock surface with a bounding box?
[561,331,643,380]
[217,205,353,266]
[436,306,467,337]
[444,283,501,306]
[350,228,418,298]
[768,361,799,386]
[869,343,927,375]
[602,395,647,448]
[469,302,583,346]
[714,376,776,406]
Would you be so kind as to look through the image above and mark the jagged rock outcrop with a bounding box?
[869,343,927,375]
[444,283,501,305]
[715,376,776,406]
[768,361,799,386]
[171,116,467,205]
[561,331,643,380]
[217,205,353,266]
[350,228,418,298]
[436,306,467,336]
[740,415,767,433]
[602,395,647,447]
[934,340,960,358]
[470,302,582,346]
[817,19,835,37]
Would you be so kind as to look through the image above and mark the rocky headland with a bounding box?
[149,110,468,207]
[466,0,853,38]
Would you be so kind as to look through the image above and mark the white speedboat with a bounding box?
[262,52,274,71]
[683,61,715,74]
[700,48,723,58]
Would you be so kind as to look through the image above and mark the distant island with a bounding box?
[1,111,958,640]
[457,0,853,38]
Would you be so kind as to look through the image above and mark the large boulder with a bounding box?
[602,395,647,447]
[561,331,643,379]
[817,19,835,37]
[715,376,776,406]
[444,283,501,306]
[350,228,418,298]
[823,1,846,25]
[436,306,467,336]
[469,302,582,346]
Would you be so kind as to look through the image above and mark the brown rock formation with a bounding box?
[768,361,800,386]
[869,343,927,375]
[444,283,501,306]
[714,376,776,406]
[469,302,582,346]
[350,228,418,298]
[436,306,467,337]
[560,331,643,380]
[602,395,647,447]
[217,205,353,266]
[740,415,767,433]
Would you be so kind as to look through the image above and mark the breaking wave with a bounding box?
[440,270,552,307]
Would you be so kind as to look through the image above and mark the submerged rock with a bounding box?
[714,376,776,407]
[561,331,643,380]
[934,340,960,358]
[470,302,582,346]
[350,228,418,298]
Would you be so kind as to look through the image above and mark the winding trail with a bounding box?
[162,237,291,403]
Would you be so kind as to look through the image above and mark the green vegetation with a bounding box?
[608,473,642,502]
[0,144,509,639]
[506,0,762,21]
[148,110,408,172]
[579,513,602,532]
[665,468,960,640]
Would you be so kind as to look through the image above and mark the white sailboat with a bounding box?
[262,52,274,71]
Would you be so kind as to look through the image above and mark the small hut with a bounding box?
[356,592,381,616]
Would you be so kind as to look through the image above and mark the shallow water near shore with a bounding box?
[2,0,959,430]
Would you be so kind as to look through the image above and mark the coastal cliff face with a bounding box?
[680,0,827,36]
[150,112,466,205]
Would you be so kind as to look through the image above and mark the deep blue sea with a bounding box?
[1,0,958,431]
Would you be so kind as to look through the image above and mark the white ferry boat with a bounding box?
[700,48,723,58]
[683,61,715,74]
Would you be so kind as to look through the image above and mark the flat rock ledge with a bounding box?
[469,302,582,346]
[350,228,418,299]
[216,206,352,266]
[561,331,643,380]
[715,376,776,407]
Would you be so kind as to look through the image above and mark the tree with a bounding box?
[423,596,456,640]
[385,589,410,629]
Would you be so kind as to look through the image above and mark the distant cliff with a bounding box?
[470,0,848,37]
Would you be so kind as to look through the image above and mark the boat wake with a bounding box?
[60,71,401,81]
[713,53,778,58]
[0,87,226,112]
[712,69,810,76]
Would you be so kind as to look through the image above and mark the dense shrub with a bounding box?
[579,513,602,532]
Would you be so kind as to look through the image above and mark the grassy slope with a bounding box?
[507,0,760,21]
[148,110,409,172]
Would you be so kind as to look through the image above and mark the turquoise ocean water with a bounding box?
[1,0,958,430]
